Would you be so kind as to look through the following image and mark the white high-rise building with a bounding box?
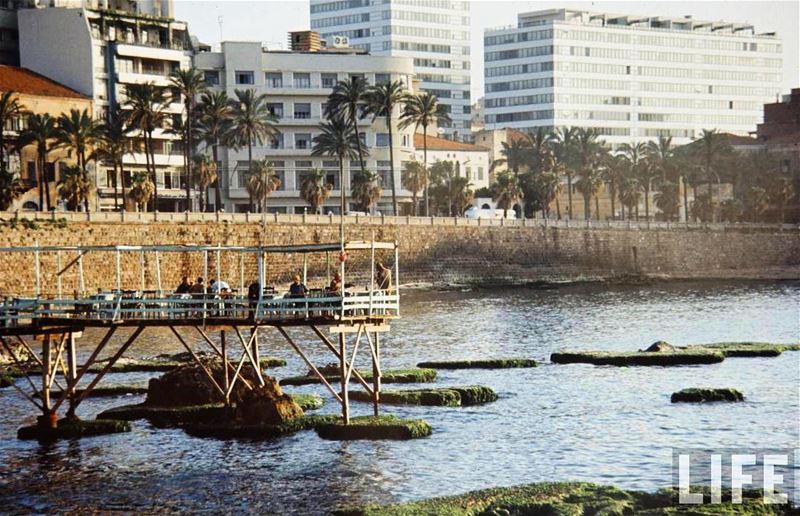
[483,9,783,146]
[18,0,193,211]
[309,0,472,142]
[193,41,417,214]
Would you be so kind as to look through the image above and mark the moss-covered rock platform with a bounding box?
[671,388,745,403]
[416,358,537,369]
[182,414,339,440]
[97,403,229,427]
[290,393,325,410]
[280,368,437,386]
[349,386,497,407]
[92,356,287,373]
[334,481,791,515]
[17,418,131,440]
[690,342,800,357]
[39,385,148,399]
[315,415,432,441]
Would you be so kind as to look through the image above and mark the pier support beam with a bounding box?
[339,333,349,424]
[39,335,54,428]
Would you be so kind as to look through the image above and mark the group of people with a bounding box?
[175,277,232,297]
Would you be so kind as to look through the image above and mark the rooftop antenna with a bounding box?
[218,15,224,49]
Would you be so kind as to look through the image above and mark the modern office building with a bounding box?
[0,0,35,65]
[483,9,784,147]
[18,0,194,211]
[193,40,417,214]
[309,0,472,142]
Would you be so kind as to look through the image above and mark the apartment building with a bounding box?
[484,9,783,147]
[193,40,417,214]
[18,0,194,211]
[309,0,472,142]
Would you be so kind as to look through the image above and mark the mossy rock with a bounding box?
[350,385,497,407]
[451,385,498,405]
[183,414,339,440]
[38,385,148,399]
[334,481,788,515]
[316,415,432,441]
[0,374,12,388]
[671,388,744,403]
[97,402,229,427]
[416,358,537,369]
[550,350,725,367]
[289,393,325,411]
[689,342,800,358]
[280,368,437,386]
[17,418,131,441]
[89,356,286,373]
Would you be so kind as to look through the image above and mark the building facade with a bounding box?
[193,41,418,214]
[18,0,194,211]
[483,9,783,147]
[414,133,490,191]
[0,65,93,210]
[309,0,472,142]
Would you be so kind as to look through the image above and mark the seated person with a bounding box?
[288,274,308,298]
[175,276,192,294]
[327,272,342,294]
[188,277,206,297]
[210,279,231,296]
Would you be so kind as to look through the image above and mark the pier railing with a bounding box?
[1,210,797,232]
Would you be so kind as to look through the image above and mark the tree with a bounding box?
[602,154,626,220]
[193,154,217,212]
[170,67,207,211]
[128,171,154,212]
[743,186,769,222]
[401,160,427,216]
[691,193,714,223]
[125,83,170,211]
[491,135,531,178]
[312,116,361,216]
[618,142,648,220]
[55,108,99,212]
[228,89,279,211]
[96,107,136,211]
[325,76,369,178]
[58,165,93,211]
[197,90,233,211]
[719,199,742,223]
[399,92,451,215]
[653,181,680,221]
[574,128,606,219]
[534,168,561,219]
[491,171,523,218]
[618,175,641,220]
[364,80,406,215]
[0,91,24,176]
[693,129,730,219]
[429,160,473,216]
[0,168,25,210]
[299,168,333,214]
[351,169,382,213]
[764,172,794,223]
[19,113,57,210]
[552,127,578,219]
[246,158,281,213]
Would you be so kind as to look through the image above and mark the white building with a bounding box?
[309,0,472,142]
[18,0,194,211]
[414,133,490,191]
[193,40,418,214]
[484,9,783,147]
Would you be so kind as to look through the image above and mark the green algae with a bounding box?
[416,358,537,369]
[316,415,432,441]
[550,350,725,366]
[182,414,339,440]
[348,385,498,407]
[290,393,325,410]
[690,342,800,357]
[17,418,131,441]
[279,368,437,386]
[96,402,229,427]
[671,388,745,403]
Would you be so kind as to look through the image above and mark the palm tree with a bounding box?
[653,181,680,221]
[694,129,728,220]
[574,128,606,219]
[363,80,406,215]
[0,91,24,176]
[351,170,382,213]
[401,161,427,216]
[96,107,135,211]
[575,166,604,220]
[602,154,626,220]
[55,108,99,212]
[527,127,551,175]
[619,142,648,220]
[193,154,217,212]
[399,92,451,216]
[128,171,154,212]
[170,68,206,211]
[228,89,280,210]
[535,168,561,219]
[58,165,93,211]
[312,116,361,216]
[19,113,57,210]
[645,136,677,182]
[125,82,169,211]
[491,135,531,178]
[246,158,281,213]
[618,175,641,220]
[764,173,794,223]
[637,160,661,221]
[299,168,333,214]
[552,127,578,219]
[197,90,233,211]
[0,167,25,210]
[491,171,523,218]
[325,76,369,177]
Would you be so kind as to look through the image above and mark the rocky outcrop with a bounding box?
[643,341,675,352]
[230,377,303,425]
[671,388,745,403]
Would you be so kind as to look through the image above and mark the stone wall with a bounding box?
[0,220,797,296]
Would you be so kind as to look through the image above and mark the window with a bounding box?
[269,135,284,149]
[294,160,312,189]
[477,167,484,180]
[142,59,164,75]
[295,133,311,150]
[321,73,337,88]
[401,134,409,147]
[294,103,311,119]
[267,103,283,118]
[376,133,390,147]
[204,70,220,85]
[375,73,390,84]
[235,70,254,85]
[376,161,391,188]
[322,160,340,190]
[265,72,282,87]
[293,73,311,88]
[462,105,471,114]
[271,161,286,191]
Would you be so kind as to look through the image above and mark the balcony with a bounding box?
[115,43,186,62]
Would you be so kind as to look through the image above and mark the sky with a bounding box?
[174,0,799,100]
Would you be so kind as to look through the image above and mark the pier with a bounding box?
[0,240,400,428]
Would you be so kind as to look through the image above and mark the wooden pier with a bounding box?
[0,240,400,428]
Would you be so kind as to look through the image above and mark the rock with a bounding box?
[315,415,432,441]
[417,358,537,369]
[230,377,303,426]
[290,393,325,411]
[183,415,339,440]
[349,385,498,407]
[551,350,725,367]
[281,368,437,386]
[671,388,744,403]
[17,418,130,441]
[643,341,675,352]
[0,342,33,365]
[145,361,260,407]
